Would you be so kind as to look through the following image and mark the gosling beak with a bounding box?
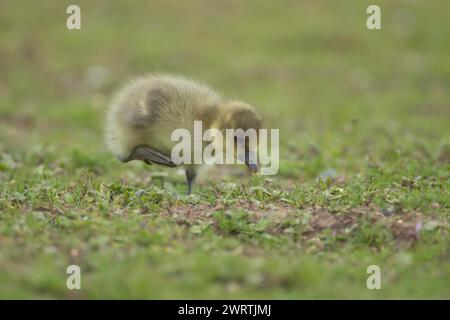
[245,150,259,173]
[246,162,259,172]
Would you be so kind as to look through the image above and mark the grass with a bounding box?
[0,0,449,299]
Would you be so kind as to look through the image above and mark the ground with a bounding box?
[0,0,449,298]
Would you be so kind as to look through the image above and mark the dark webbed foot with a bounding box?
[185,168,197,195]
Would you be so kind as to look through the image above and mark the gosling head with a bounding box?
[218,101,263,173]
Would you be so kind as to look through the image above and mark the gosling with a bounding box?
[104,74,262,194]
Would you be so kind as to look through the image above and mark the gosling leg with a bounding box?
[185,168,197,195]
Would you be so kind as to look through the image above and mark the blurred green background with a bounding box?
[0,0,449,299]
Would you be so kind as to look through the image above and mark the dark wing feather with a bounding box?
[125,145,176,168]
